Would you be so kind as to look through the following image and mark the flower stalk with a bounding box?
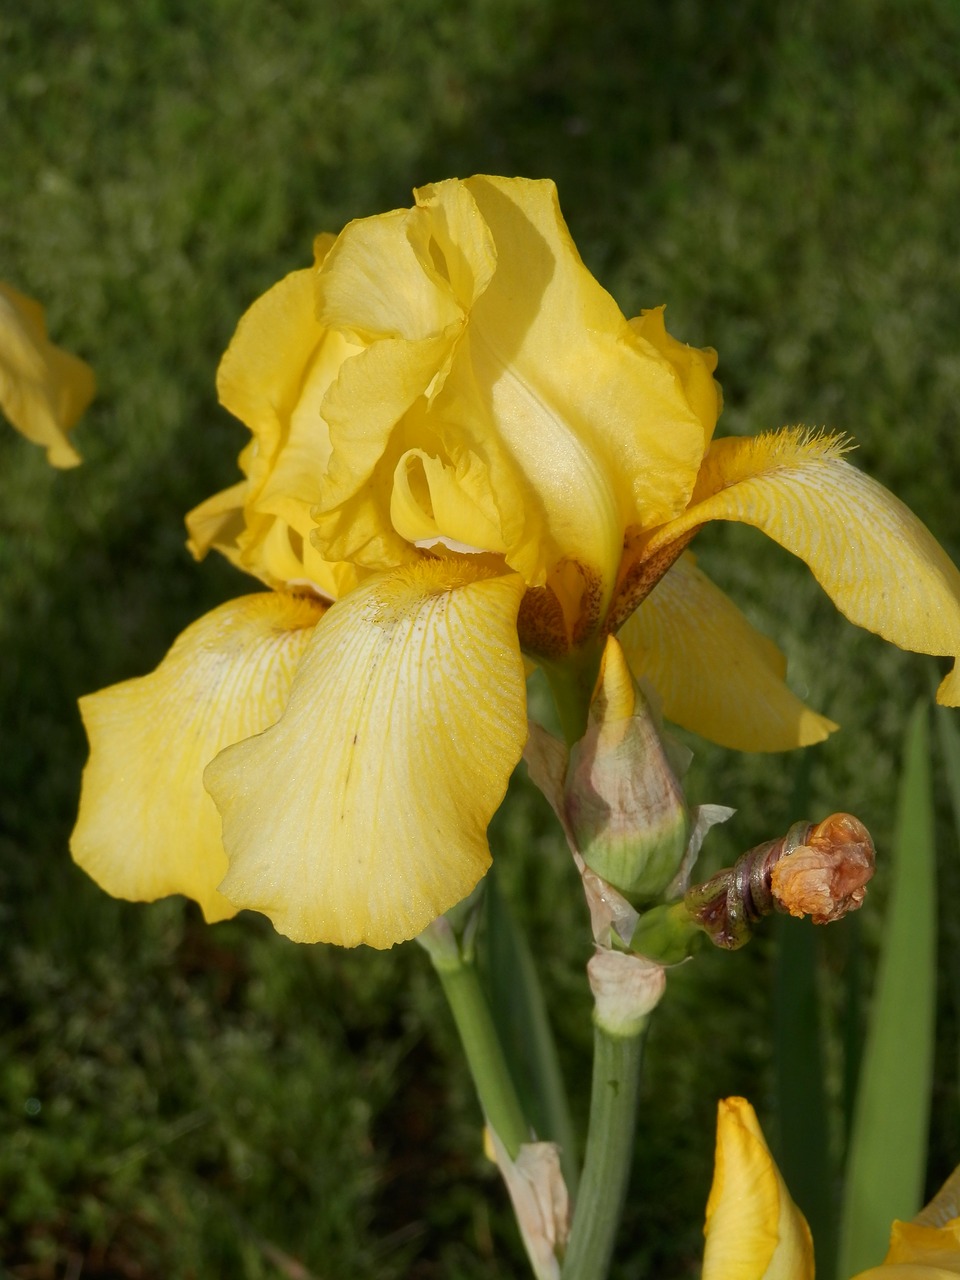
[560,1020,647,1280]
[560,950,665,1280]
[419,915,531,1159]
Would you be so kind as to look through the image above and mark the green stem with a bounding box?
[561,1020,648,1280]
[541,643,604,746]
[432,952,530,1157]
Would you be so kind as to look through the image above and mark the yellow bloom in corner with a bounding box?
[703,1096,814,1280]
[703,1097,960,1279]
[71,176,960,949]
[0,282,95,467]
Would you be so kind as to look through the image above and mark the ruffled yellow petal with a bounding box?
[185,479,249,571]
[306,177,714,616]
[223,244,357,546]
[0,282,94,467]
[216,233,339,483]
[645,430,960,705]
[317,206,472,341]
[619,553,837,750]
[703,1097,815,1280]
[216,266,316,471]
[309,184,500,571]
[206,560,527,948]
[427,176,712,595]
[390,445,507,553]
[310,332,459,568]
[195,257,363,599]
[186,477,361,603]
[628,306,722,443]
[71,592,324,922]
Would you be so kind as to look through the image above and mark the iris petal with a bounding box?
[207,560,527,948]
[390,446,507,553]
[71,593,324,921]
[646,431,960,705]
[429,176,713,595]
[193,258,363,599]
[216,265,319,472]
[850,1217,960,1276]
[628,306,722,442]
[311,333,458,568]
[703,1097,815,1280]
[0,282,94,468]
[620,554,836,750]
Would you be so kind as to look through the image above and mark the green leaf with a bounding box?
[774,916,836,1279]
[482,870,580,1196]
[837,700,937,1276]
[773,751,837,1280]
[935,702,960,852]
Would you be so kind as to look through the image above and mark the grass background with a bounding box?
[2,0,960,1275]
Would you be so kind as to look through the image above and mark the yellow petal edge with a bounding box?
[72,592,324,921]
[0,282,95,468]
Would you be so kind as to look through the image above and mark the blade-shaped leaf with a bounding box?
[483,869,579,1196]
[935,702,960,851]
[774,751,836,1280]
[837,700,936,1276]
[775,915,836,1279]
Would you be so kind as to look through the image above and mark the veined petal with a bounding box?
[71,592,324,922]
[646,431,960,705]
[206,560,527,948]
[703,1097,815,1280]
[619,554,836,751]
[0,282,95,467]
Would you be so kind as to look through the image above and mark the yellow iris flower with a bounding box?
[703,1097,960,1279]
[0,282,95,467]
[70,176,960,948]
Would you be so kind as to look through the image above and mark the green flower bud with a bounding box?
[564,636,690,898]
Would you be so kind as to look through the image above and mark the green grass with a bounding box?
[3,0,960,1275]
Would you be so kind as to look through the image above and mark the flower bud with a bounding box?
[563,636,690,898]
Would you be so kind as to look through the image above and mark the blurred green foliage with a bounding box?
[2,0,960,1275]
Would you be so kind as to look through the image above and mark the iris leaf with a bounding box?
[774,752,836,1280]
[837,700,936,1276]
[483,870,579,1196]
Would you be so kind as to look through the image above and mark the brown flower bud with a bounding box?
[770,813,875,924]
[684,813,876,949]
